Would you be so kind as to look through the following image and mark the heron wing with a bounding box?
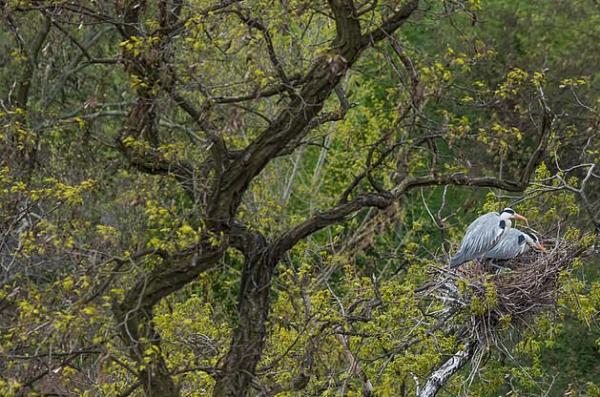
[484,228,521,259]
[455,212,504,261]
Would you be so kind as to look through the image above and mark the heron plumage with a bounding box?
[449,212,509,268]
[484,228,529,260]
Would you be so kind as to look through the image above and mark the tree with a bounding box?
[1,1,599,396]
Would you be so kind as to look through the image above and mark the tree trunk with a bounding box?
[141,358,180,397]
[213,252,275,397]
[114,306,180,397]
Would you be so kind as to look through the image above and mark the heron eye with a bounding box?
[499,220,506,229]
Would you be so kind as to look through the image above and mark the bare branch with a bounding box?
[418,341,475,397]
[398,174,526,193]
[361,0,419,45]
[271,193,391,257]
[211,74,305,103]
[520,96,553,186]
[229,9,291,87]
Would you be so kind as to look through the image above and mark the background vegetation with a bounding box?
[0,0,599,396]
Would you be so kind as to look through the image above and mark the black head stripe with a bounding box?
[501,207,515,215]
[525,231,537,242]
[499,220,506,229]
[518,234,525,244]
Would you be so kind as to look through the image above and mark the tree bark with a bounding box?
[213,251,274,397]
[209,3,421,395]
[417,341,475,397]
[113,306,180,397]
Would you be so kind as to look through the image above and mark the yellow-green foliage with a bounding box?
[1,0,599,396]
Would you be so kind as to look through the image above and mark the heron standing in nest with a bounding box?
[449,208,527,268]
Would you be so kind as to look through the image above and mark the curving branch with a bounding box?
[417,340,475,397]
[271,193,391,257]
[271,171,540,261]
[361,0,419,45]
[398,174,527,193]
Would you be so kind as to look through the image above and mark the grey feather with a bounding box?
[450,212,507,268]
[484,228,529,260]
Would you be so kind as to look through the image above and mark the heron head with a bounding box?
[524,232,545,251]
[501,207,527,222]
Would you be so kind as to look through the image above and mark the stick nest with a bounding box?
[429,239,580,344]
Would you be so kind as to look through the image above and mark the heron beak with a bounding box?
[536,242,546,251]
[513,214,527,222]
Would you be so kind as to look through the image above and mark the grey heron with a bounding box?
[483,228,545,260]
[449,208,527,268]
